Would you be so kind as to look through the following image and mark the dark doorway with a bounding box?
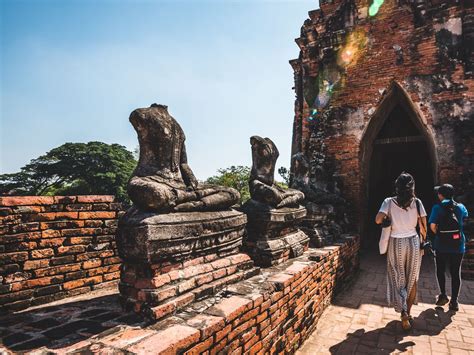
[366,104,436,248]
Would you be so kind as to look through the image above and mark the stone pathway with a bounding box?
[297,252,474,355]
[0,286,145,353]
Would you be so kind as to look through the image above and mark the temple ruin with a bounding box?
[289,0,474,277]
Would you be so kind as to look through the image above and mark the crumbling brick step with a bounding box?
[71,235,359,354]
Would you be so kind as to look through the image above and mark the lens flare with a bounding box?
[305,29,368,126]
[337,29,368,68]
[369,0,385,17]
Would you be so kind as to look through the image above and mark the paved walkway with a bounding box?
[297,252,474,355]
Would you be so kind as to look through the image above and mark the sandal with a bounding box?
[401,314,412,331]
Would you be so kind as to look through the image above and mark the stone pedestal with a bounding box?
[116,208,258,320]
[300,203,344,247]
[241,200,309,267]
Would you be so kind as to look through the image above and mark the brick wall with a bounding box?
[123,236,360,354]
[290,0,474,237]
[0,196,122,313]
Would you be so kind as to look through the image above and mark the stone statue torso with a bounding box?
[131,104,185,185]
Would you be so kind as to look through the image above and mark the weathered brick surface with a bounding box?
[119,253,256,321]
[0,195,122,312]
[120,235,359,354]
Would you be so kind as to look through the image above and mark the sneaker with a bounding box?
[449,301,459,311]
[436,294,449,306]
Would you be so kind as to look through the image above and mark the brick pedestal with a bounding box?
[116,208,259,320]
[119,253,258,321]
[242,200,309,267]
[300,203,343,248]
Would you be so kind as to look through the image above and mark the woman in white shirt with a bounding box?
[375,172,427,331]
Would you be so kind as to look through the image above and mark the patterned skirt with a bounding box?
[386,235,422,313]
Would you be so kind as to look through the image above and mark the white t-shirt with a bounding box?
[379,197,427,238]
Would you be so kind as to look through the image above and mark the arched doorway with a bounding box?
[360,82,438,248]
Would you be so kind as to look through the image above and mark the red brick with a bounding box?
[57,245,86,255]
[205,296,253,322]
[78,211,115,219]
[248,340,263,354]
[10,222,39,233]
[135,274,170,289]
[76,195,114,203]
[237,307,260,325]
[212,268,227,280]
[187,314,225,340]
[2,232,41,243]
[31,248,54,259]
[83,259,102,269]
[84,219,103,227]
[100,328,155,349]
[33,212,79,221]
[42,229,61,238]
[228,253,252,265]
[65,237,93,245]
[103,271,120,281]
[285,262,309,276]
[210,258,231,269]
[62,228,99,236]
[40,220,84,230]
[63,276,102,290]
[183,264,213,279]
[64,203,92,211]
[34,264,81,277]
[4,272,31,284]
[195,273,214,286]
[178,278,196,294]
[103,256,121,265]
[148,302,176,321]
[5,241,37,251]
[128,324,200,354]
[0,252,28,264]
[268,273,293,291]
[27,275,64,288]
[23,259,50,270]
[260,299,271,312]
[215,323,232,342]
[210,337,228,355]
[182,256,205,268]
[53,196,76,204]
[174,293,195,309]
[38,238,65,248]
[0,196,54,206]
[184,336,213,355]
[256,311,268,324]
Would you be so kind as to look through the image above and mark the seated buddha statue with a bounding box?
[249,136,304,208]
[127,104,239,212]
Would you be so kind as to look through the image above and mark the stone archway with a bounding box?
[359,81,438,248]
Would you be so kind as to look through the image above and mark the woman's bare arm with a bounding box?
[375,212,387,224]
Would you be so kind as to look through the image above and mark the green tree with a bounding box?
[278,166,290,186]
[0,142,137,203]
[206,166,251,204]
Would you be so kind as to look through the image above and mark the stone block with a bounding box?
[242,200,309,267]
[117,208,247,264]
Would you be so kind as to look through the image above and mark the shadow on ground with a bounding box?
[335,250,474,309]
[0,293,144,352]
[329,307,454,354]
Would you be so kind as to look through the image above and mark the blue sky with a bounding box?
[1,0,316,180]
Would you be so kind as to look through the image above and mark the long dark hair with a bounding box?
[395,172,415,208]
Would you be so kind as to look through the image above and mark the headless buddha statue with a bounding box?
[249,136,304,208]
[128,104,240,212]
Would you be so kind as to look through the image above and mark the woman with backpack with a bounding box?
[429,184,469,311]
[375,172,427,331]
